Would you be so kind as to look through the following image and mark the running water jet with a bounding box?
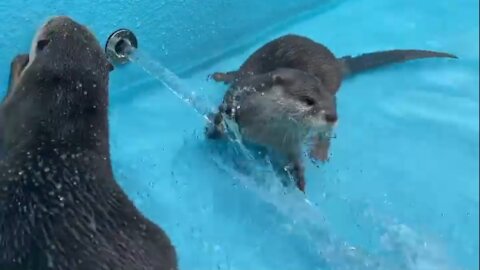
[105,28,216,121]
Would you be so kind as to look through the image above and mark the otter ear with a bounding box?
[272,74,285,85]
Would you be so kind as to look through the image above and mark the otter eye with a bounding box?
[301,96,316,106]
[36,39,50,51]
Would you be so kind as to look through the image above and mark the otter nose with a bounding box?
[324,113,338,123]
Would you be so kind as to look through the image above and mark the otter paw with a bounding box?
[309,136,331,163]
[205,124,224,139]
[289,161,306,193]
[296,178,306,193]
[209,72,228,82]
[309,147,330,163]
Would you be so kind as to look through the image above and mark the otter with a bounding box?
[0,16,177,270]
[206,68,336,192]
[207,34,457,192]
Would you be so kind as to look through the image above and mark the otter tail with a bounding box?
[339,49,457,77]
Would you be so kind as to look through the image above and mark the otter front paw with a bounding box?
[296,176,306,193]
[208,72,237,85]
[7,54,29,95]
[205,112,225,139]
[209,72,227,82]
[286,159,306,193]
[205,123,225,139]
[309,136,331,163]
[292,164,306,193]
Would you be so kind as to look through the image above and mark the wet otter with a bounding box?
[0,16,177,270]
[206,68,336,191]
[208,34,457,192]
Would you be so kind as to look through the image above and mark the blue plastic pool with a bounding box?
[0,0,478,269]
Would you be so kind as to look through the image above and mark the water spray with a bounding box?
[104,28,217,121]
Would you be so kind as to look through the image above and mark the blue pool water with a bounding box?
[0,0,478,270]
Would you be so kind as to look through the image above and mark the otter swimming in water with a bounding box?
[207,34,457,192]
[207,68,337,191]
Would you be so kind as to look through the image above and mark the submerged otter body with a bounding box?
[208,34,457,192]
[0,16,177,270]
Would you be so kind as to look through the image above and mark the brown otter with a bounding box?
[206,68,337,192]
[0,16,177,270]
[208,34,457,192]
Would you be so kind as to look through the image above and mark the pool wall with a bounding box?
[0,0,339,94]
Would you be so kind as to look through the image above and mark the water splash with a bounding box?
[128,48,217,122]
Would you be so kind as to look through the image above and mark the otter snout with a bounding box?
[324,112,337,123]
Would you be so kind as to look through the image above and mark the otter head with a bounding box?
[1,16,114,152]
[233,68,337,154]
[269,68,337,130]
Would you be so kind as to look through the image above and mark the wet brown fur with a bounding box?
[0,16,177,270]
